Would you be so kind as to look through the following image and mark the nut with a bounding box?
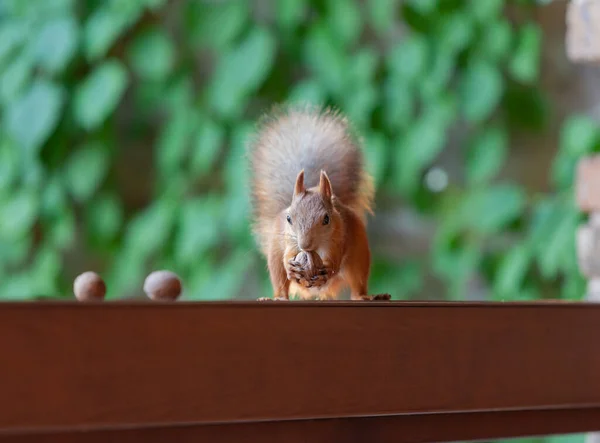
[73,271,106,302]
[143,270,182,301]
[294,250,324,279]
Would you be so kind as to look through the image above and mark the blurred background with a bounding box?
[0,0,596,303]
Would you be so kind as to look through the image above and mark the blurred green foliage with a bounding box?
[0,0,595,303]
[491,432,586,443]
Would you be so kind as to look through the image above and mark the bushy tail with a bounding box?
[247,103,374,254]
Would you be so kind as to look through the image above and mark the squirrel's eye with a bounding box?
[286,215,292,225]
[323,214,330,225]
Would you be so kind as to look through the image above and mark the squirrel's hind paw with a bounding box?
[359,293,392,301]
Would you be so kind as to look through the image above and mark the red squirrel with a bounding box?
[248,104,386,301]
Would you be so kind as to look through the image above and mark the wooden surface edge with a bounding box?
[1,407,599,443]
[2,300,593,307]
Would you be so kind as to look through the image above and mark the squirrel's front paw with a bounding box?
[286,259,307,282]
[304,267,330,288]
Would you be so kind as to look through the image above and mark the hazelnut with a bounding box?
[294,250,324,278]
[143,270,182,301]
[73,271,106,302]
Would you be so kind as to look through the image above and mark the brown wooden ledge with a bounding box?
[0,301,599,442]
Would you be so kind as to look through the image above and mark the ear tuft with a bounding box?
[319,170,333,200]
[294,169,305,197]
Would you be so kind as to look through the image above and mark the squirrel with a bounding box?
[248,104,386,301]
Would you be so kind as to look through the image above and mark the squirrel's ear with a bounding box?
[319,170,333,200]
[294,169,305,196]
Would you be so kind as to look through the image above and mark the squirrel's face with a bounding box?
[285,170,338,252]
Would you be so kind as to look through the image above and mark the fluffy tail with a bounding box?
[247,104,375,254]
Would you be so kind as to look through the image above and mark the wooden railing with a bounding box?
[0,300,599,442]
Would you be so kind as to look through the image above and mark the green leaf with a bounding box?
[0,21,26,68]
[83,7,129,61]
[435,12,473,54]
[106,247,146,298]
[162,75,194,111]
[364,131,387,186]
[73,60,128,130]
[0,189,39,239]
[395,106,447,193]
[468,0,504,22]
[459,60,503,123]
[141,0,168,10]
[22,165,46,198]
[383,76,414,131]
[276,0,307,30]
[193,249,250,300]
[191,118,225,175]
[347,48,379,86]
[209,27,276,118]
[303,24,347,96]
[367,0,396,34]
[127,27,175,81]
[537,208,578,279]
[48,207,75,249]
[41,176,67,217]
[5,79,64,154]
[0,272,41,300]
[461,184,526,234]
[186,0,248,50]
[465,126,508,185]
[0,236,31,268]
[528,197,580,280]
[225,123,253,193]
[509,23,541,83]
[11,0,74,18]
[86,194,123,242]
[405,0,436,14]
[326,0,362,47]
[124,198,177,258]
[288,79,326,105]
[477,19,512,61]
[0,136,19,190]
[551,151,578,190]
[343,82,378,128]
[387,34,428,81]
[493,245,532,299]
[175,197,221,264]
[551,116,599,188]
[431,227,482,300]
[369,259,423,300]
[420,52,454,100]
[64,143,110,202]
[528,197,560,249]
[29,246,61,296]
[0,52,33,105]
[156,106,194,176]
[224,123,253,236]
[33,16,78,74]
[559,114,599,156]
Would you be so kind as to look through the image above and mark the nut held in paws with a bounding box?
[294,250,324,279]
[143,270,182,301]
[74,271,106,302]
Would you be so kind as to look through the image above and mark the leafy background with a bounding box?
[0,0,597,441]
[1,0,593,304]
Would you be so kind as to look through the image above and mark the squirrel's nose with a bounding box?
[298,237,313,252]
